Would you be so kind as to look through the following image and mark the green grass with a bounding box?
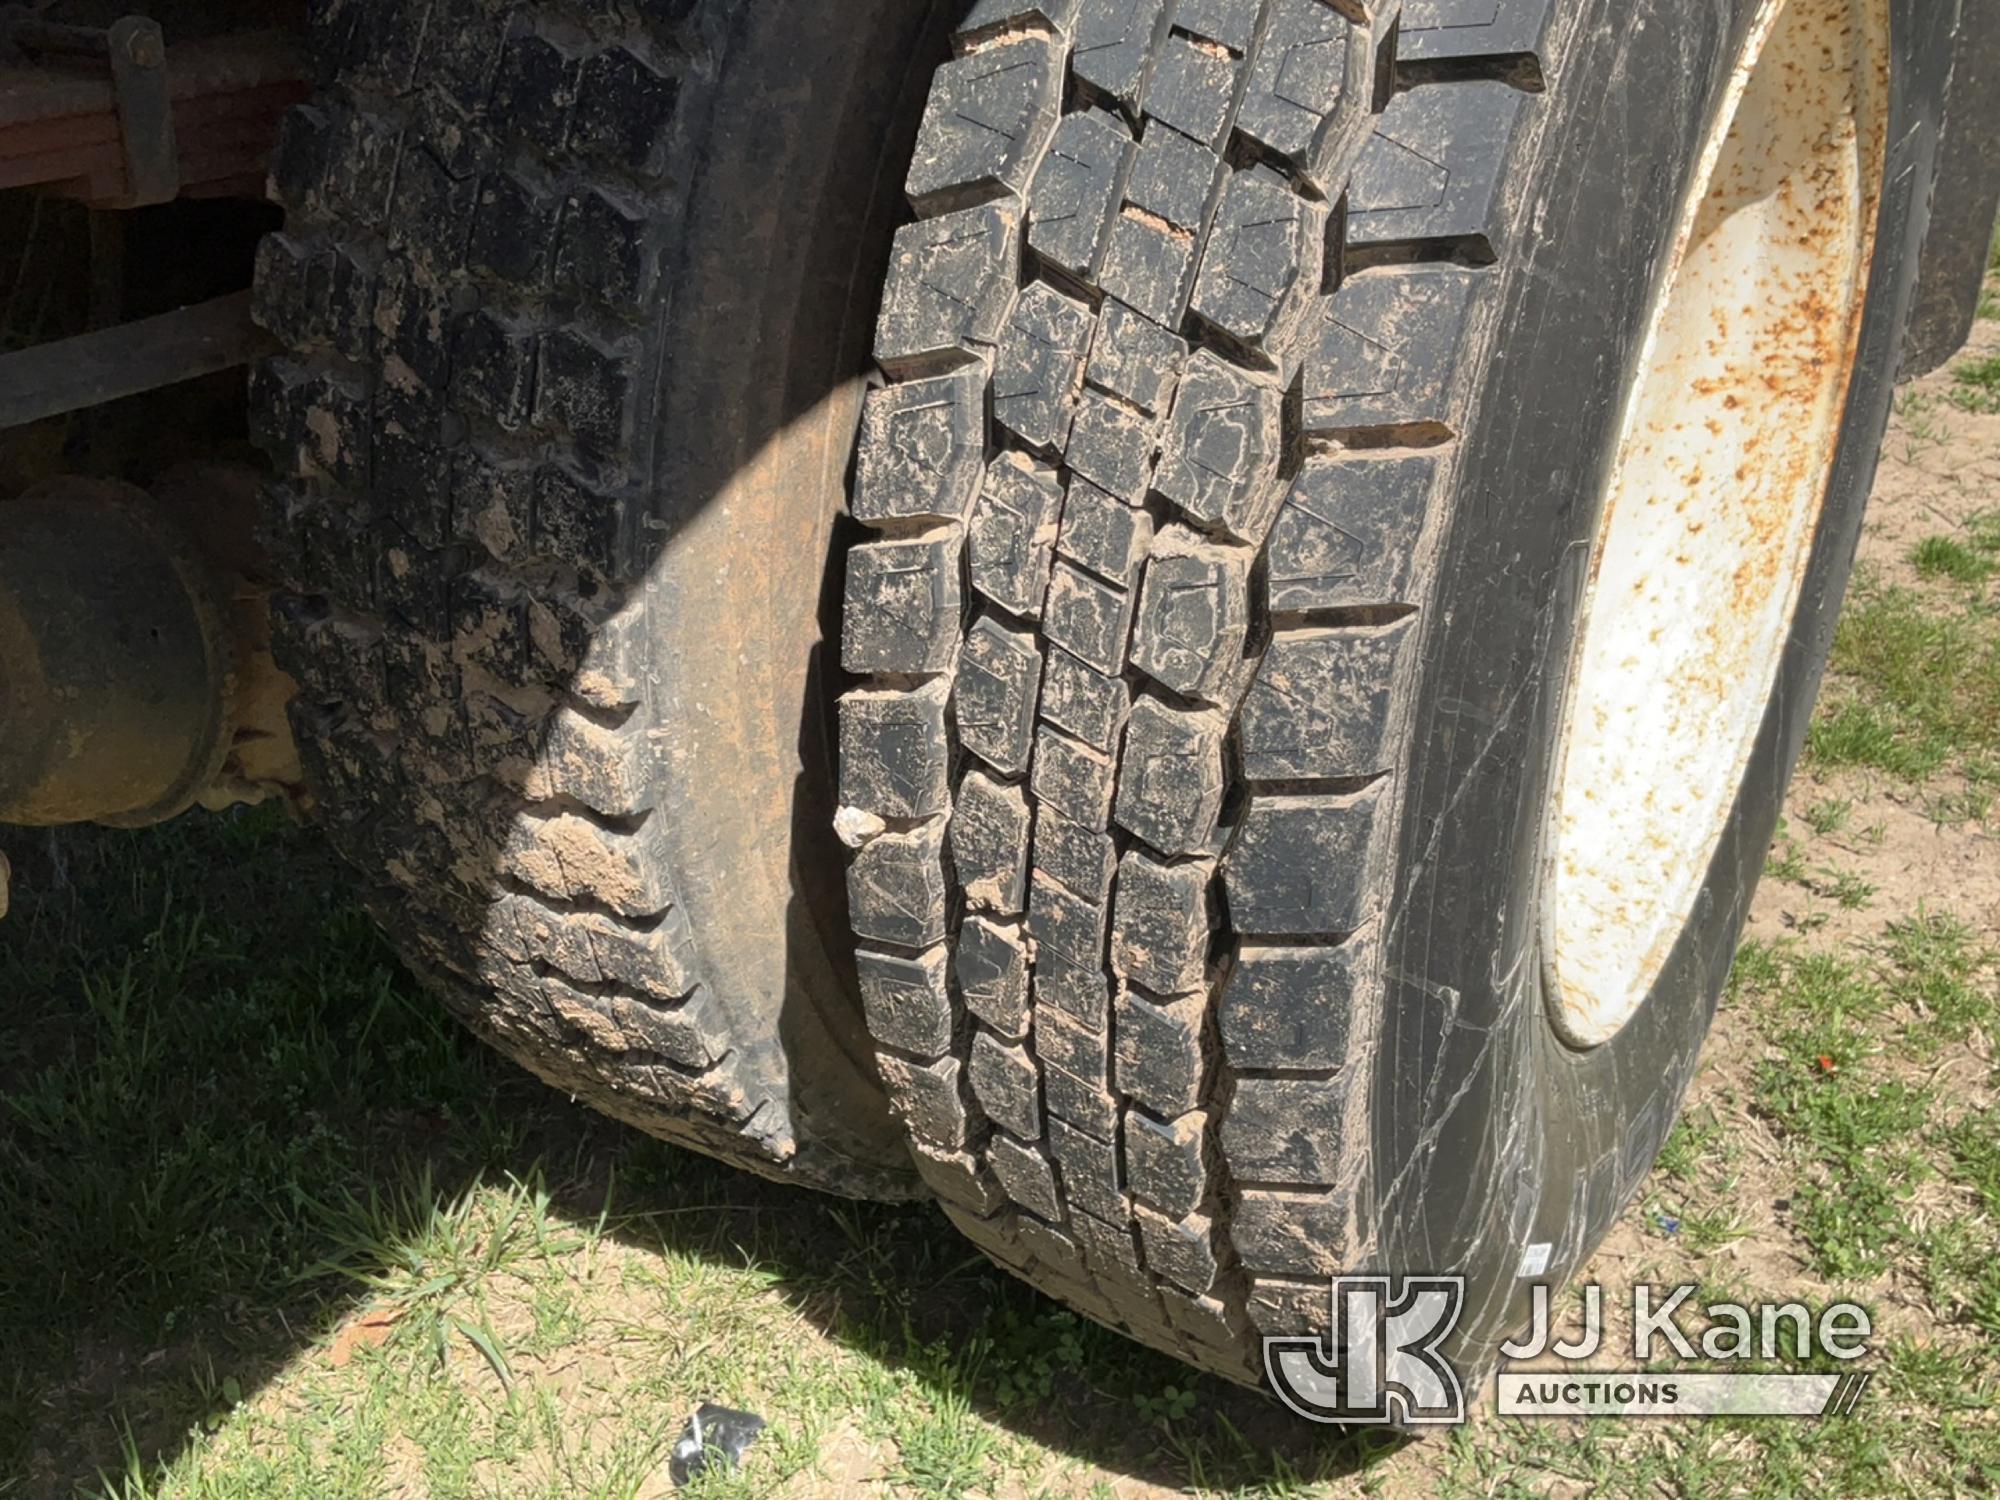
[1,815,1402,1498]
[1914,534,1997,585]
[1733,936,1995,1292]
[1892,388,1946,458]
[10,808,1994,1498]
[1882,909,1997,1050]
[1807,567,2000,782]
[1947,353,2000,415]
[1801,796,1853,836]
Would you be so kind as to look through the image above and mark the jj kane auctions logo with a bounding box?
[1265,1277,1875,1424]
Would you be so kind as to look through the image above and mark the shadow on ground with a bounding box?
[0,813,1396,1495]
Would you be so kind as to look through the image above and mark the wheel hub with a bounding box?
[1545,0,1890,1047]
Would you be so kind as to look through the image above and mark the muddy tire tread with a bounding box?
[839,0,1568,1381]
[250,0,837,1178]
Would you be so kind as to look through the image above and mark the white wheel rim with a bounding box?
[1545,0,1890,1048]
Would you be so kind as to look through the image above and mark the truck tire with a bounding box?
[251,0,950,1195]
[837,0,1953,1385]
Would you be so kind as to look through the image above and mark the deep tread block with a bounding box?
[1399,0,1559,69]
[970,455,1067,618]
[959,615,1046,776]
[970,1030,1045,1139]
[1032,722,1119,830]
[1044,1060,1121,1139]
[1347,81,1525,252]
[1115,697,1229,857]
[1034,805,1119,902]
[1083,1222,1153,1299]
[470,171,561,290]
[880,1052,974,1151]
[1039,647,1132,750]
[1114,987,1207,1117]
[1072,0,1176,113]
[1130,529,1255,704]
[1099,209,1198,327]
[1065,391,1160,505]
[848,820,952,949]
[876,202,1024,369]
[843,536,965,676]
[1146,35,1242,150]
[989,1132,1065,1219]
[995,281,1096,450]
[839,680,953,821]
[1136,1205,1220,1293]
[570,47,683,180]
[1161,1287,1247,1354]
[959,917,1035,1037]
[914,1143,1006,1216]
[944,1201,1031,1267]
[1177,0,1261,51]
[854,366,990,526]
[960,0,1085,41]
[1087,298,1189,417]
[1058,479,1156,587]
[1193,168,1328,356]
[487,34,581,164]
[536,465,628,577]
[1221,1076,1349,1185]
[1222,941,1370,1070]
[526,709,648,815]
[1125,1107,1208,1217]
[1042,561,1137,676]
[501,812,671,919]
[554,187,664,316]
[1266,454,1435,610]
[1028,874,1111,973]
[1048,1115,1126,1219]
[1126,121,1225,233]
[906,35,1065,211]
[1240,619,1415,779]
[536,975,726,1071]
[1154,353,1285,542]
[1035,1007,1111,1085]
[857,946,957,1059]
[1237,0,1385,191]
[955,769,1035,915]
[1245,1276,1334,1340]
[1224,784,1389,936]
[1028,110,1135,278]
[1111,849,1214,994]
[1034,952,1112,1031]
[1233,1189,1346,1277]
[1304,265,1479,432]
[496,895,697,1006]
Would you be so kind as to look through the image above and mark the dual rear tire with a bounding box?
[257,0,1951,1386]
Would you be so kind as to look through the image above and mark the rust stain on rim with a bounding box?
[1545,0,1891,1048]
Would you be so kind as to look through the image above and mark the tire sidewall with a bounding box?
[1370,0,1956,1371]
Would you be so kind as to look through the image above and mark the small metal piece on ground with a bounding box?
[668,1404,767,1487]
